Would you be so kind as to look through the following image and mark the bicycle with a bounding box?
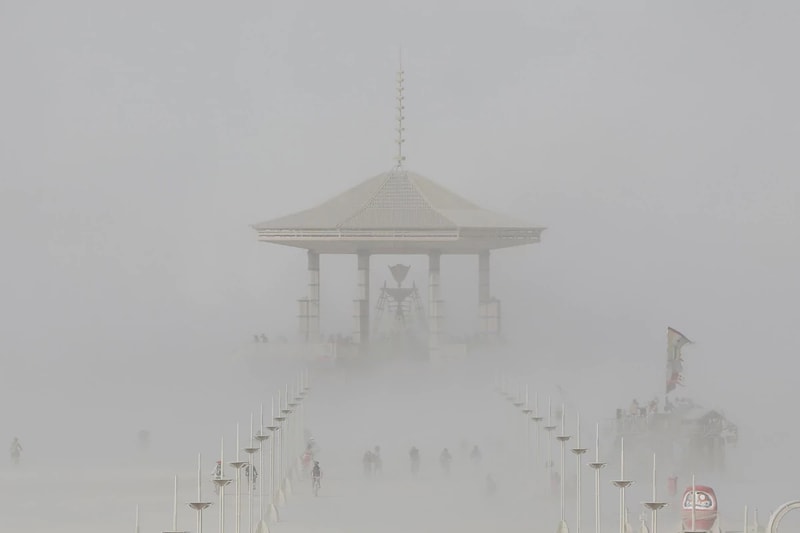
[312,475,321,497]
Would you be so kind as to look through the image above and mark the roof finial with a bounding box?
[394,49,406,170]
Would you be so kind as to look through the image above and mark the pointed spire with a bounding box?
[394,49,406,170]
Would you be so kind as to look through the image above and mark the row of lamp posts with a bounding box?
[496,379,669,533]
[144,370,310,533]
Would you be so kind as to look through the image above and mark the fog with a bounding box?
[1,1,799,532]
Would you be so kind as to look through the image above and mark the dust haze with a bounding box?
[1,2,798,532]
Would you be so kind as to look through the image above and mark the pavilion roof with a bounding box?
[252,170,544,254]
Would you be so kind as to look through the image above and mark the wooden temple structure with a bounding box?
[252,66,544,359]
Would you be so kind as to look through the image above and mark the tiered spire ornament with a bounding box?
[394,53,406,170]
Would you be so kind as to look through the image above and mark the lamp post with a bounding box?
[571,413,588,533]
[273,407,287,507]
[266,418,280,522]
[212,438,233,533]
[692,475,696,533]
[743,506,748,533]
[531,393,544,490]
[254,404,271,533]
[556,405,572,533]
[294,385,306,476]
[287,399,299,481]
[642,453,668,533]
[244,414,260,533]
[611,437,633,533]
[162,475,189,533]
[522,385,533,477]
[187,453,212,533]
[512,388,525,462]
[230,424,248,533]
[684,474,705,533]
[280,397,293,498]
[544,397,558,497]
[587,424,607,533]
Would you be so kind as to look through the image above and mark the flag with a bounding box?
[666,327,691,393]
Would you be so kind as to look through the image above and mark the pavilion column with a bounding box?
[428,251,442,361]
[307,250,320,342]
[298,250,321,342]
[353,251,370,350]
[478,250,492,340]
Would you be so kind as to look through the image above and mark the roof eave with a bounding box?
[254,226,544,253]
[254,226,544,237]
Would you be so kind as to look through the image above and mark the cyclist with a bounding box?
[244,463,258,490]
[311,461,322,496]
[439,448,452,476]
[372,445,382,474]
[470,445,482,465]
[409,446,420,475]
[212,460,223,494]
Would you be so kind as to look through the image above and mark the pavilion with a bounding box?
[252,68,545,359]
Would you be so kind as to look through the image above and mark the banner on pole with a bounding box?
[666,327,691,393]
